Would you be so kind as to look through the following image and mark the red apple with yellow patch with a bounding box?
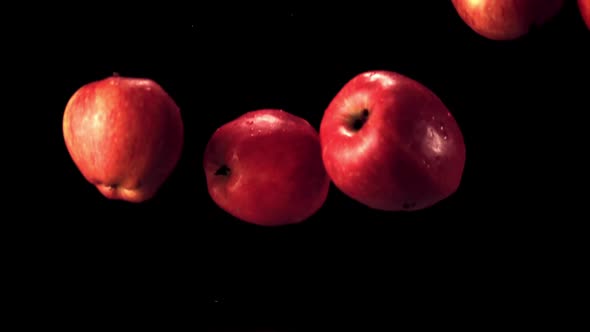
[204,109,329,226]
[451,0,564,40]
[63,74,184,203]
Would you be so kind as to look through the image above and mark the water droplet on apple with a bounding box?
[440,125,445,131]
[423,159,431,168]
[443,135,448,140]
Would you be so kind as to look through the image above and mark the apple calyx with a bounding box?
[215,165,231,177]
[350,108,370,132]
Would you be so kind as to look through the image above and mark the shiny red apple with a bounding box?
[320,70,466,212]
[451,0,564,40]
[579,0,590,30]
[203,109,330,226]
[63,74,184,203]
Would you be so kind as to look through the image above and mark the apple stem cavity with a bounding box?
[351,109,370,132]
[215,165,231,177]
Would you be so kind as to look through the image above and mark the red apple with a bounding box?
[451,0,564,40]
[579,0,590,30]
[63,74,184,203]
[320,71,466,212]
[203,109,329,226]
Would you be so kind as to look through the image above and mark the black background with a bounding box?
[19,1,587,329]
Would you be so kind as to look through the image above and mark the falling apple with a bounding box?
[203,109,330,226]
[579,0,590,30]
[451,0,564,40]
[63,74,184,203]
[320,70,466,212]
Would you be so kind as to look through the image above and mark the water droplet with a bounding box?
[422,160,430,168]
[431,116,436,121]
[443,135,448,140]
[440,125,445,131]
[428,129,434,138]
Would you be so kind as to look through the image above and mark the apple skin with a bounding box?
[203,109,330,226]
[63,75,184,203]
[319,71,466,212]
[579,0,590,30]
[451,0,564,40]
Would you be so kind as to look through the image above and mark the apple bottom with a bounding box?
[95,182,156,203]
[451,0,565,40]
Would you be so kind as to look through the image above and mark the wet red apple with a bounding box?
[451,0,564,40]
[204,109,330,226]
[63,74,184,203]
[320,70,466,211]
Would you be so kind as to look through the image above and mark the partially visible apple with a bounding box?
[63,74,184,203]
[451,0,564,40]
[320,70,466,212]
[203,109,329,226]
[579,0,590,30]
